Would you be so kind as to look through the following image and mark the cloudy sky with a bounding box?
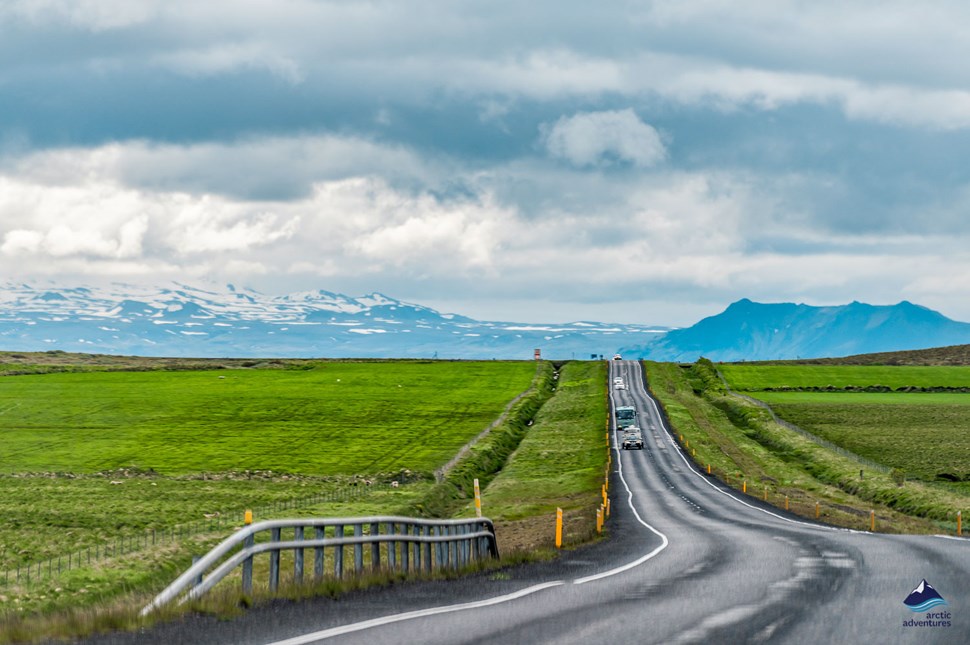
[2,0,970,326]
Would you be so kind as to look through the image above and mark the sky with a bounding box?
[2,1,970,326]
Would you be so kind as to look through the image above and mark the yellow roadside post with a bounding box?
[244,509,253,525]
[596,507,603,533]
[474,478,482,518]
[555,508,563,548]
[763,487,768,502]
[785,496,789,511]
[707,464,711,475]
[606,497,611,518]
[742,480,747,494]
[870,510,876,532]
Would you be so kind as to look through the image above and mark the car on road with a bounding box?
[613,354,622,360]
[621,430,643,450]
[614,379,626,390]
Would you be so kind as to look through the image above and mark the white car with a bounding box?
[614,381,626,390]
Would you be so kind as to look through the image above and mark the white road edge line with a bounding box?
[637,366,865,534]
[574,366,669,583]
[262,581,566,645]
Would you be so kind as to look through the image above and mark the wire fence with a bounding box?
[1,482,390,588]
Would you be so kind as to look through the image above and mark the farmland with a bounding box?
[718,363,970,391]
[751,392,970,484]
[0,361,537,475]
[718,362,970,487]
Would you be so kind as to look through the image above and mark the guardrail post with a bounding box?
[294,526,304,584]
[424,525,433,572]
[314,526,325,581]
[370,522,380,572]
[388,522,397,570]
[269,527,281,592]
[192,556,203,588]
[401,524,410,572]
[354,524,364,573]
[334,524,344,578]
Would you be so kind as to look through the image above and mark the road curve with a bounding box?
[84,361,969,644]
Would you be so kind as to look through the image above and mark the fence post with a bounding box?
[294,526,304,584]
[314,526,325,581]
[269,527,281,592]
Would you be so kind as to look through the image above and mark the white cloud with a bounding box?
[3,0,157,31]
[153,43,304,84]
[542,109,667,167]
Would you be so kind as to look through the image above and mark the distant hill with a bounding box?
[619,299,970,362]
[796,344,970,366]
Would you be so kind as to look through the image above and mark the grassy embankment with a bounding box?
[467,361,609,552]
[720,363,970,494]
[0,357,610,642]
[645,360,968,533]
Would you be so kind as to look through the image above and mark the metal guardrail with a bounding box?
[142,516,499,615]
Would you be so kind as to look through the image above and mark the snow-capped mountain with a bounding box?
[0,282,668,359]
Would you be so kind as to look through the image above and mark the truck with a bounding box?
[615,405,637,430]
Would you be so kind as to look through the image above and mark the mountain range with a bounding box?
[2,283,969,361]
[0,282,666,360]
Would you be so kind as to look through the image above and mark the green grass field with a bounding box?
[754,391,970,483]
[719,363,970,483]
[0,361,537,475]
[719,364,970,390]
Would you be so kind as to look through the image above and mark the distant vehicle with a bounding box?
[622,430,643,450]
[615,405,637,430]
[613,354,622,360]
[614,377,625,390]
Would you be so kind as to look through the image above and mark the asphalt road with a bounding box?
[82,360,969,645]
